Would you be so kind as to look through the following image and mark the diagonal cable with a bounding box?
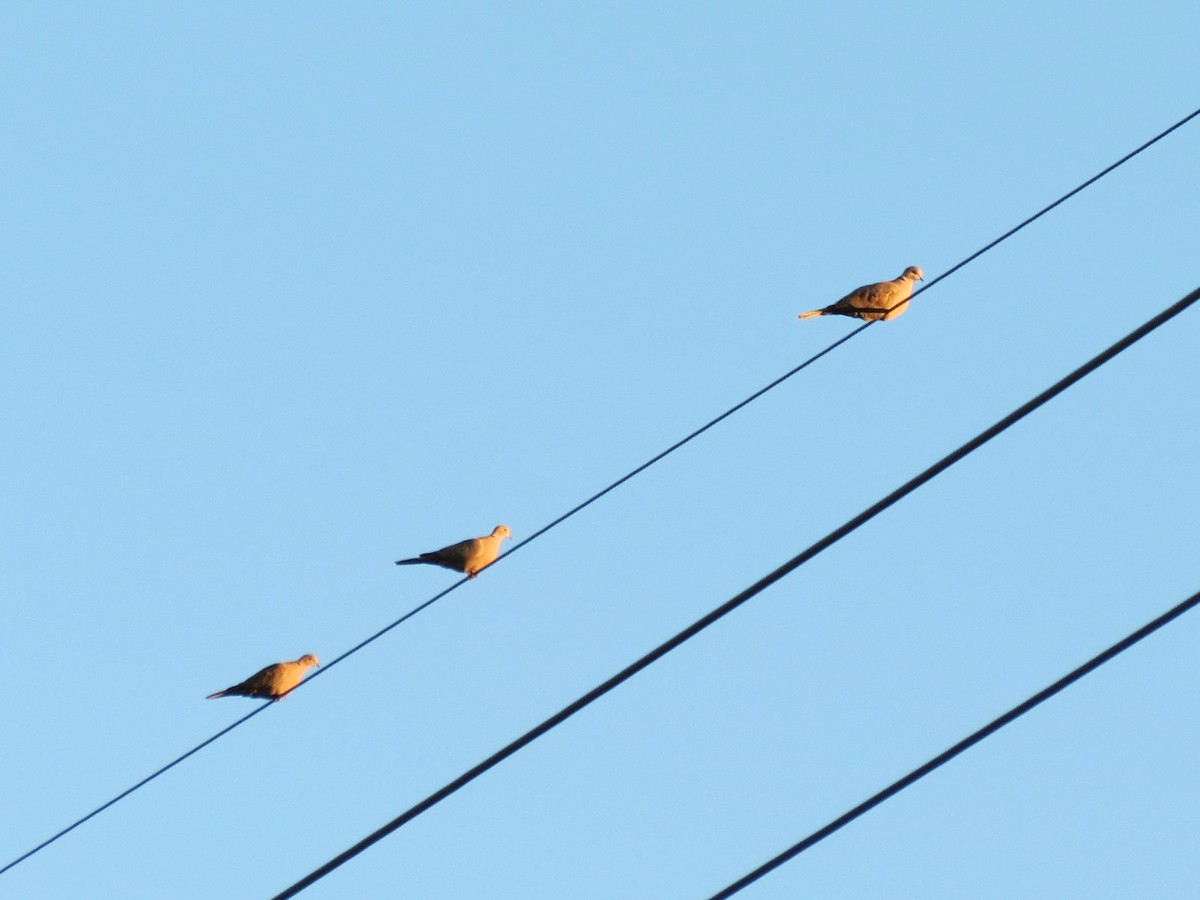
[0,325,865,878]
[708,584,1200,899]
[4,103,1196,879]
[269,284,1200,899]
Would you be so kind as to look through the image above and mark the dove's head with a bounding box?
[493,525,512,541]
[298,654,320,668]
[902,266,924,281]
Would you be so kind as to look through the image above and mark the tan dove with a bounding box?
[394,524,512,578]
[206,654,319,701]
[798,266,924,322]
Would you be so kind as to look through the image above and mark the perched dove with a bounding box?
[206,654,319,701]
[394,524,512,578]
[798,266,924,322]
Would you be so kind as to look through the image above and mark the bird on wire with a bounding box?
[206,654,319,701]
[798,265,924,322]
[394,524,512,578]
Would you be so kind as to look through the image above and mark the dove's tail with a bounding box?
[206,690,229,700]
[797,308,825,320]
[394,557,425,566]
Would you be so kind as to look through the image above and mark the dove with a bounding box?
[206,654,319,701]
[798,266,924,322]
[394,524,512,578]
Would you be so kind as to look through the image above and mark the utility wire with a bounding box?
[4,103,1196,879]
[0,321,866,881]
[707,584,1200,899]
[270,283,1200,899]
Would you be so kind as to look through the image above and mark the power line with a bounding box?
[707,583,1200,899]
[269,283,1200,899]
[921,106,1200,291]
[4,103,1195,883]
[3,102,1196,880]
[0,330,869,881]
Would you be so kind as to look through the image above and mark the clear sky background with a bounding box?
[3,4,1199,899]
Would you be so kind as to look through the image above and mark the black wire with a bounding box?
[269,283,1200,899]
[0,704,274,878]
[707,583,1200,898]
[0,582,467,877]
[6,104,1197,880]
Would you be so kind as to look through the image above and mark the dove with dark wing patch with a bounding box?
[206,654,319,701]
[395,525,511,578]
[799,266,924,322]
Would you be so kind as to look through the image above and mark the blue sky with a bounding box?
[3,3,1199,898]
